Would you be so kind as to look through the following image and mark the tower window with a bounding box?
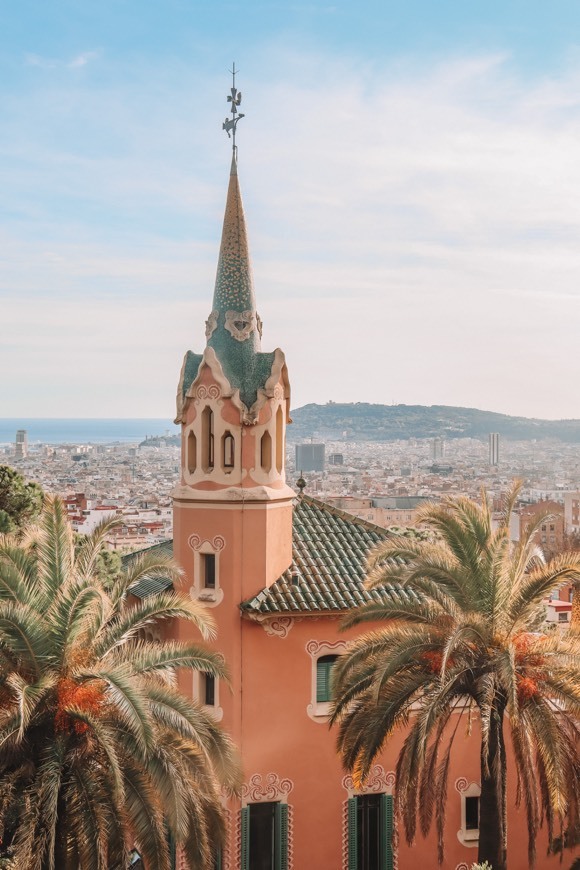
[223,431,235,469]
[199,673,215,706]
[261,430,272,472]
[202,554,216,589]
[187,430,197,474]
[201,407,214,471]
[275,407,284,474]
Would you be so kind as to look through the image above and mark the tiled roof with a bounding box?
[125,496,424,612]
[241,495,423,616]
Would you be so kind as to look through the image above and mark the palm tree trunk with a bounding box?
[478,704,507,870]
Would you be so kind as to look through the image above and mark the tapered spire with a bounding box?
[206,153,261,354]
[201,77,272,412]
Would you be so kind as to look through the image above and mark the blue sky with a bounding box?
[3,1,580,419]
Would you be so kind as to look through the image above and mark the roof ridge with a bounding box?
[299,493,390,536]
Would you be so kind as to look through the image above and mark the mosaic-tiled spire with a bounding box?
[207,153,260,351]
[204,154,269,409]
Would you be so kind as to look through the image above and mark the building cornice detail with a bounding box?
[241,773,294,804]
[341,764,395,797]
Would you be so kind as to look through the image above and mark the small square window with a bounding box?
[558,612,569,623]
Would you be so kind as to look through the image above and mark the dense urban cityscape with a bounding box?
[4,421,579,631]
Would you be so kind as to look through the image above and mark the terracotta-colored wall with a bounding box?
[234,616,578,870]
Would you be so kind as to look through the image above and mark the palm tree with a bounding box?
[0,496,239,870]
[331,484,580,869]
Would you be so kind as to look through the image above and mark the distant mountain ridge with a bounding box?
[287,403,580,443]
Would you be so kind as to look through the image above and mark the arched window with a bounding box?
[260,430,272,472]
[187,430,197,474]
[275,406,284,474]
[201,407,214,472]
[222,431,235,469]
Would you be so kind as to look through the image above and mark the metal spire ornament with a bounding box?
[222,62,245,156]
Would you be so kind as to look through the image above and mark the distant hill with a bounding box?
[287,403,580,443]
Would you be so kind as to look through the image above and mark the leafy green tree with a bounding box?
[0,466,43,533]
[331,483,580,869]
[0,497,239,869]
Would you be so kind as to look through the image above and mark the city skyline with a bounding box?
[3,1,580,419]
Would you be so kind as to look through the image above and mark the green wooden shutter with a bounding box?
[317,656,337,702]
[347,797,358,870]
[274,802,289,870]
[213,847,222,870]
[380,794,394,870]
[240,806,250,870]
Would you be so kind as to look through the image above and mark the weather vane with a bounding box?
[223,62,244,155]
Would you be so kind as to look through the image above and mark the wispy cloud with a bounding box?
[4,49,580,417]
[24,50,99,70]
[68,51,99,68]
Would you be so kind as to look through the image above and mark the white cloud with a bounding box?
[68,51,99,68]
[4,50,580,418]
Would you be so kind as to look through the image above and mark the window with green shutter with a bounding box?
[240,806,250,870]
[347,794,393,870]
[240,802,289,870]
[316,654,338,703]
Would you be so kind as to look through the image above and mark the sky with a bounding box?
[2,1,580,420]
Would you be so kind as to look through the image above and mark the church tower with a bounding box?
[171,80,294,743]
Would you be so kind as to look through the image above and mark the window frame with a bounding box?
[347,793,394,870]
[188,536,225,607]
[306,640,348,721]
[240,801,289,870]
[316,654,339,703]
[456,780,481,846]
[193,667,223,722]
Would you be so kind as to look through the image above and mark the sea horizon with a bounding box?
[0,418,177,445]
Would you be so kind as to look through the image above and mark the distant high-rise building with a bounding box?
[489,433,500,466]
[295,443,325,473]
[15,429,28,460]
[430,437,444,460]
[327,453,344,466]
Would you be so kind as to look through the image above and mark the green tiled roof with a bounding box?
[125,497,424,612]
[241,495,423,616]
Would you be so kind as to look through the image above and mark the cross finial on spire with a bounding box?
[222,62,245,158]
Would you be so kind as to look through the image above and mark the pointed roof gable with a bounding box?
[241,495,424,615]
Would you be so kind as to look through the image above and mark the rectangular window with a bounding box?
[316,655,338,703]
[558,612,569,623]
[240,803,288,870]
[202,554,216,589]
[465,796,479,831]
[348,794,393,870]
[202,673,215,706]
